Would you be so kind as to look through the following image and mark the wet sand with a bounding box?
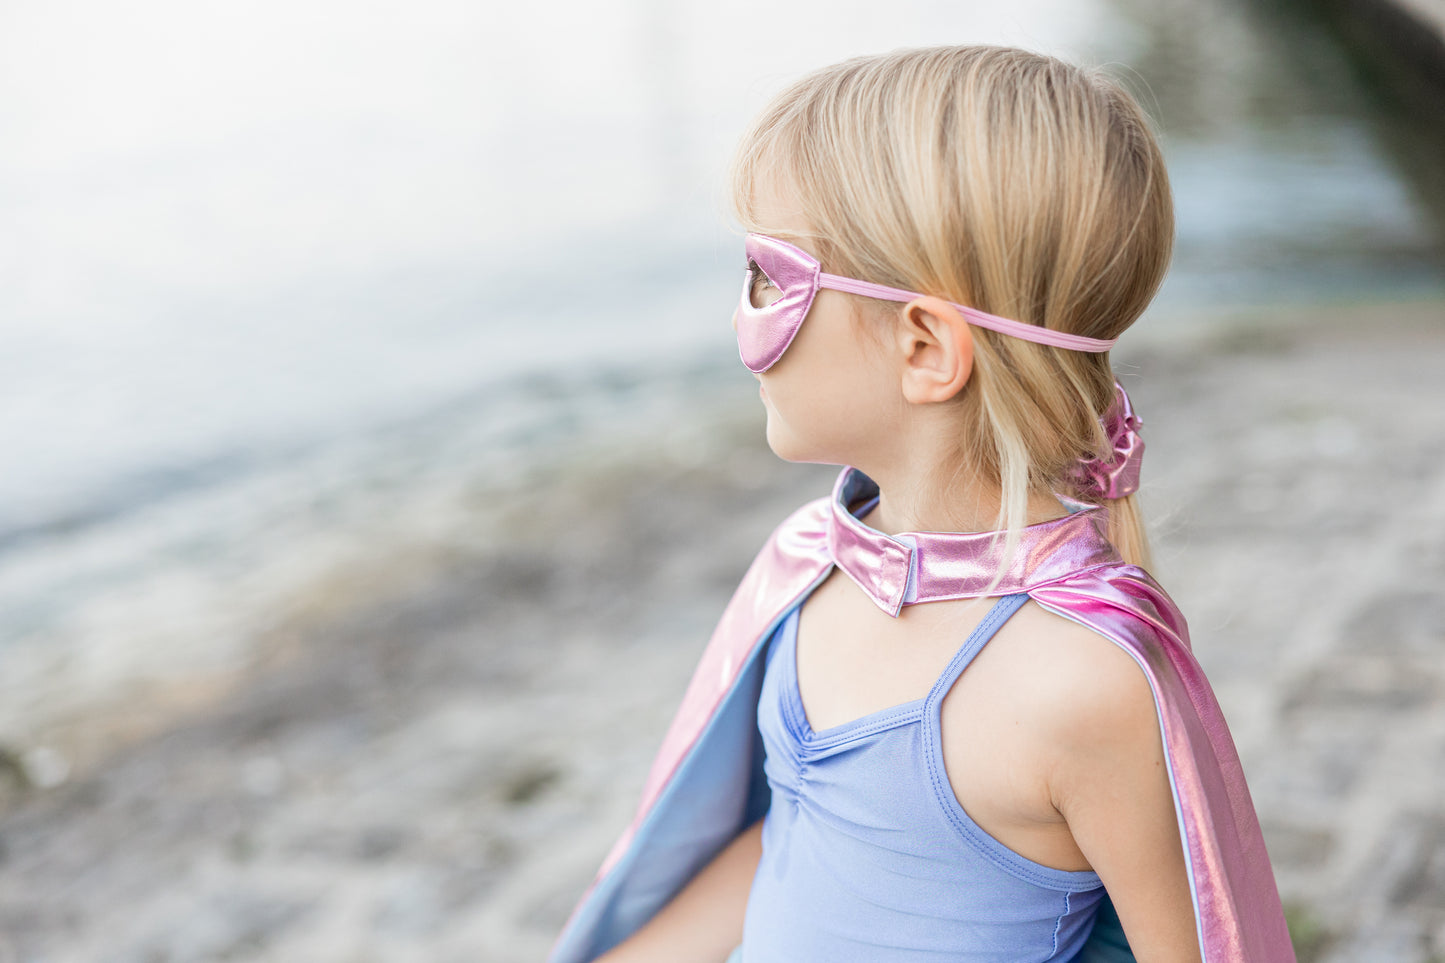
[1,299,1443,962]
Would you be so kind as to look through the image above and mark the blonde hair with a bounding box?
[729,45,1173,570]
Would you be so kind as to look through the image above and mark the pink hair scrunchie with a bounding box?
[1070,381,1144,500]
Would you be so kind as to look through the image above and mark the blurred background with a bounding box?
[1,0,1443,960]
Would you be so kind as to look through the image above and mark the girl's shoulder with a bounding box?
[959,598,1160,754]
[937,596,1176,888]
[954,599,1201,959]
[938,593,1165,824]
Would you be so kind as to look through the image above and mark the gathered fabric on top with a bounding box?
[740,594,1106,963]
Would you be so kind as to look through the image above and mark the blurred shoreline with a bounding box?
[0,354,757,774]
[1,296,1443,961]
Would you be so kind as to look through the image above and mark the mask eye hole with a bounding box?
[747,259,783,309]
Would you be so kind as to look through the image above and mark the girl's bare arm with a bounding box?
[594,818,763,963]
[1048,640,1204,963]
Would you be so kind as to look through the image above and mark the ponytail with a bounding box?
[1105,492,1153,572]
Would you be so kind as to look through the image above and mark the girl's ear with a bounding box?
[895,296,974,404]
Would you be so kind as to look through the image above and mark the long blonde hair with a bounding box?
[729,46,1173,569]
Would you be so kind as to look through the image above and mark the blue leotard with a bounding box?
[740,593,1106,962]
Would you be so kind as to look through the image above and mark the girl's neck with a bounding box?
[843,397,1068,537]
[855,464,1067,537]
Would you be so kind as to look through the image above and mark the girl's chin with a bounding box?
[762,419,830,466]
[762,418,798,462]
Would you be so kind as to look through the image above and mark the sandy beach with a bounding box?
[1,298,1443,963]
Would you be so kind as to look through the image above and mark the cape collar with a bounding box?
[827,467,1121,617]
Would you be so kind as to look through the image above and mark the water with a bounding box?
[1,0,1441,737]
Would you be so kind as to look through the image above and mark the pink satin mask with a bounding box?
[735,233,1117,372]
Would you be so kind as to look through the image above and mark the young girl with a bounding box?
[552,46,1292,963]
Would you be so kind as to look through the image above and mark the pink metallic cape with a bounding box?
[550,490,1294,963]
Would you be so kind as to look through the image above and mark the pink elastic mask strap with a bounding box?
[1070,381,1145,500]
[817,272,1117,353]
